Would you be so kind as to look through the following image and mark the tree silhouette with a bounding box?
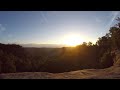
[88,42,92,46]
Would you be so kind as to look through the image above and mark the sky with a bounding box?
[0,11,120,45]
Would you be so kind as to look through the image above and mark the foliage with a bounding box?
[100,51,114,68]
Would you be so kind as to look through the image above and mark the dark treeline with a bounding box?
[0,17,120,73]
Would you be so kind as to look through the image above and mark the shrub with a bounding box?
[100,51,114,68]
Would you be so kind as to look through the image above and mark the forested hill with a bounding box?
[0,50,120,79]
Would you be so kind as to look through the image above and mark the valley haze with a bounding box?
[21,44,67,48]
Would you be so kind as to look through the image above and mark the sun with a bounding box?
[62,34,84,47]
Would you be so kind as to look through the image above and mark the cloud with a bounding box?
[40,12,48,23]
[8,34,13,38]
[100,32,103,35]
[107,11,120,28]
[95,17,102,23]
[0,24,6,33]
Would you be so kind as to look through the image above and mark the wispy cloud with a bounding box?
[40,12,48,23]
[100,32,103,36]
[95,17,102,23]
[8,34,13,38]
[0,24,6,33]
[107,11,120,28]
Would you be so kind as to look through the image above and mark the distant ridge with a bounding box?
[21,44,67,48]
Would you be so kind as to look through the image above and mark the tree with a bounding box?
[88,42,93,46]
[0,50,4,73]
[82,42,87,47]
[109,26,120,49]
[0,60,2,73]
[97,36,108,47]
[1,54,16,73]
[116,17,120,28]
[100,51,114,68]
